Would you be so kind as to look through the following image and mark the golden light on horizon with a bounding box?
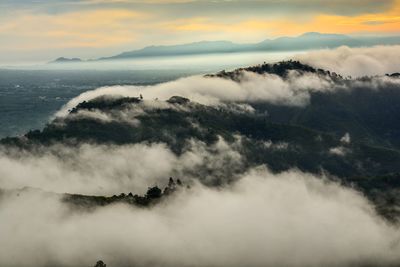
[0,0,399,62]
[170,0,400,37]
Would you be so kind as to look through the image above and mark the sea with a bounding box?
[0,51,300,138]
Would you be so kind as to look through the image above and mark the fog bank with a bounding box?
[1,168,399,267]
[0,137,244,195]
[56,46,400,117]
[294,45,400,77]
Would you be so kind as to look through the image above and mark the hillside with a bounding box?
[2,61,400,221]
[51,32,400,62]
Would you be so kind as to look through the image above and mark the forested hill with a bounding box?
[2,61,400,221]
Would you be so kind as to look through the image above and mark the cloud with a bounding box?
[0,9,147,50]
[2,81,400,266]
[55,70,334,117]
[0,137,244,195]
[329,146,350,156]
[2,0,394,16]
[1,167,400,267]
[3,42,400,267]
[262,140,290,150]
[55,52,400,117]
[340,133,351,144]
[1,0,400,63]
[294,45,400,77]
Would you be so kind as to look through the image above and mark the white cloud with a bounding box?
[55,70,334,117]
[294,45,400,77]
[0,137,243,195]
[0,167,399,267]
[262,140,289,150]
[329,146,350,156]
[54,46,400,118]
[3,44,400,267]
[341,133,351,144]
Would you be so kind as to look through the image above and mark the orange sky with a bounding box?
[0,0,399,62]
[170,0,400,37]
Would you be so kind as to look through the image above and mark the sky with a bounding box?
[0,0,400,63]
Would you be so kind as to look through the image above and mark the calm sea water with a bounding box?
[0,51,300,138]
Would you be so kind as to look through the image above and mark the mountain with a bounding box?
[4,61,400,222]
[50,57,82,63]
[211,61,400,150]
[0,176,185,210]
[255,32,363,50]
[100,40,246,60]
[5,61,400,177]
[50,32,400,63]
[99,32,363,60]
[3,61,400,221]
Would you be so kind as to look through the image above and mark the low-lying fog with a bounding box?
[1,51,301,72]
[1,45,400,267]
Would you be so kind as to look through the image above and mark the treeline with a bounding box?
[63,177,185,210]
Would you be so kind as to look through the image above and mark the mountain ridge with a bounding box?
[49,32,400,63]
[3,61,400,221]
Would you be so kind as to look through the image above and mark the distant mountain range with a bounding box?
[50,32,400,63]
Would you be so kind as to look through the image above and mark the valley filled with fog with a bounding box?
[1,46,400,267]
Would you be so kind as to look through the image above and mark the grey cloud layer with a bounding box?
[0,0,394,17]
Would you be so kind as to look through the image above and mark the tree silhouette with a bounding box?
[94,260,106,267]
[146,186,162,199]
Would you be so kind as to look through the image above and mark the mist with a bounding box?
[55,70,336,117]
[3,51,298,72]
[52,45,400,117]
[56,68,400,118]
[0,137,245,195]
[2,45,400,267]
[1,132,400,266]
[1,165,400,267]
[294,45,400,77]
